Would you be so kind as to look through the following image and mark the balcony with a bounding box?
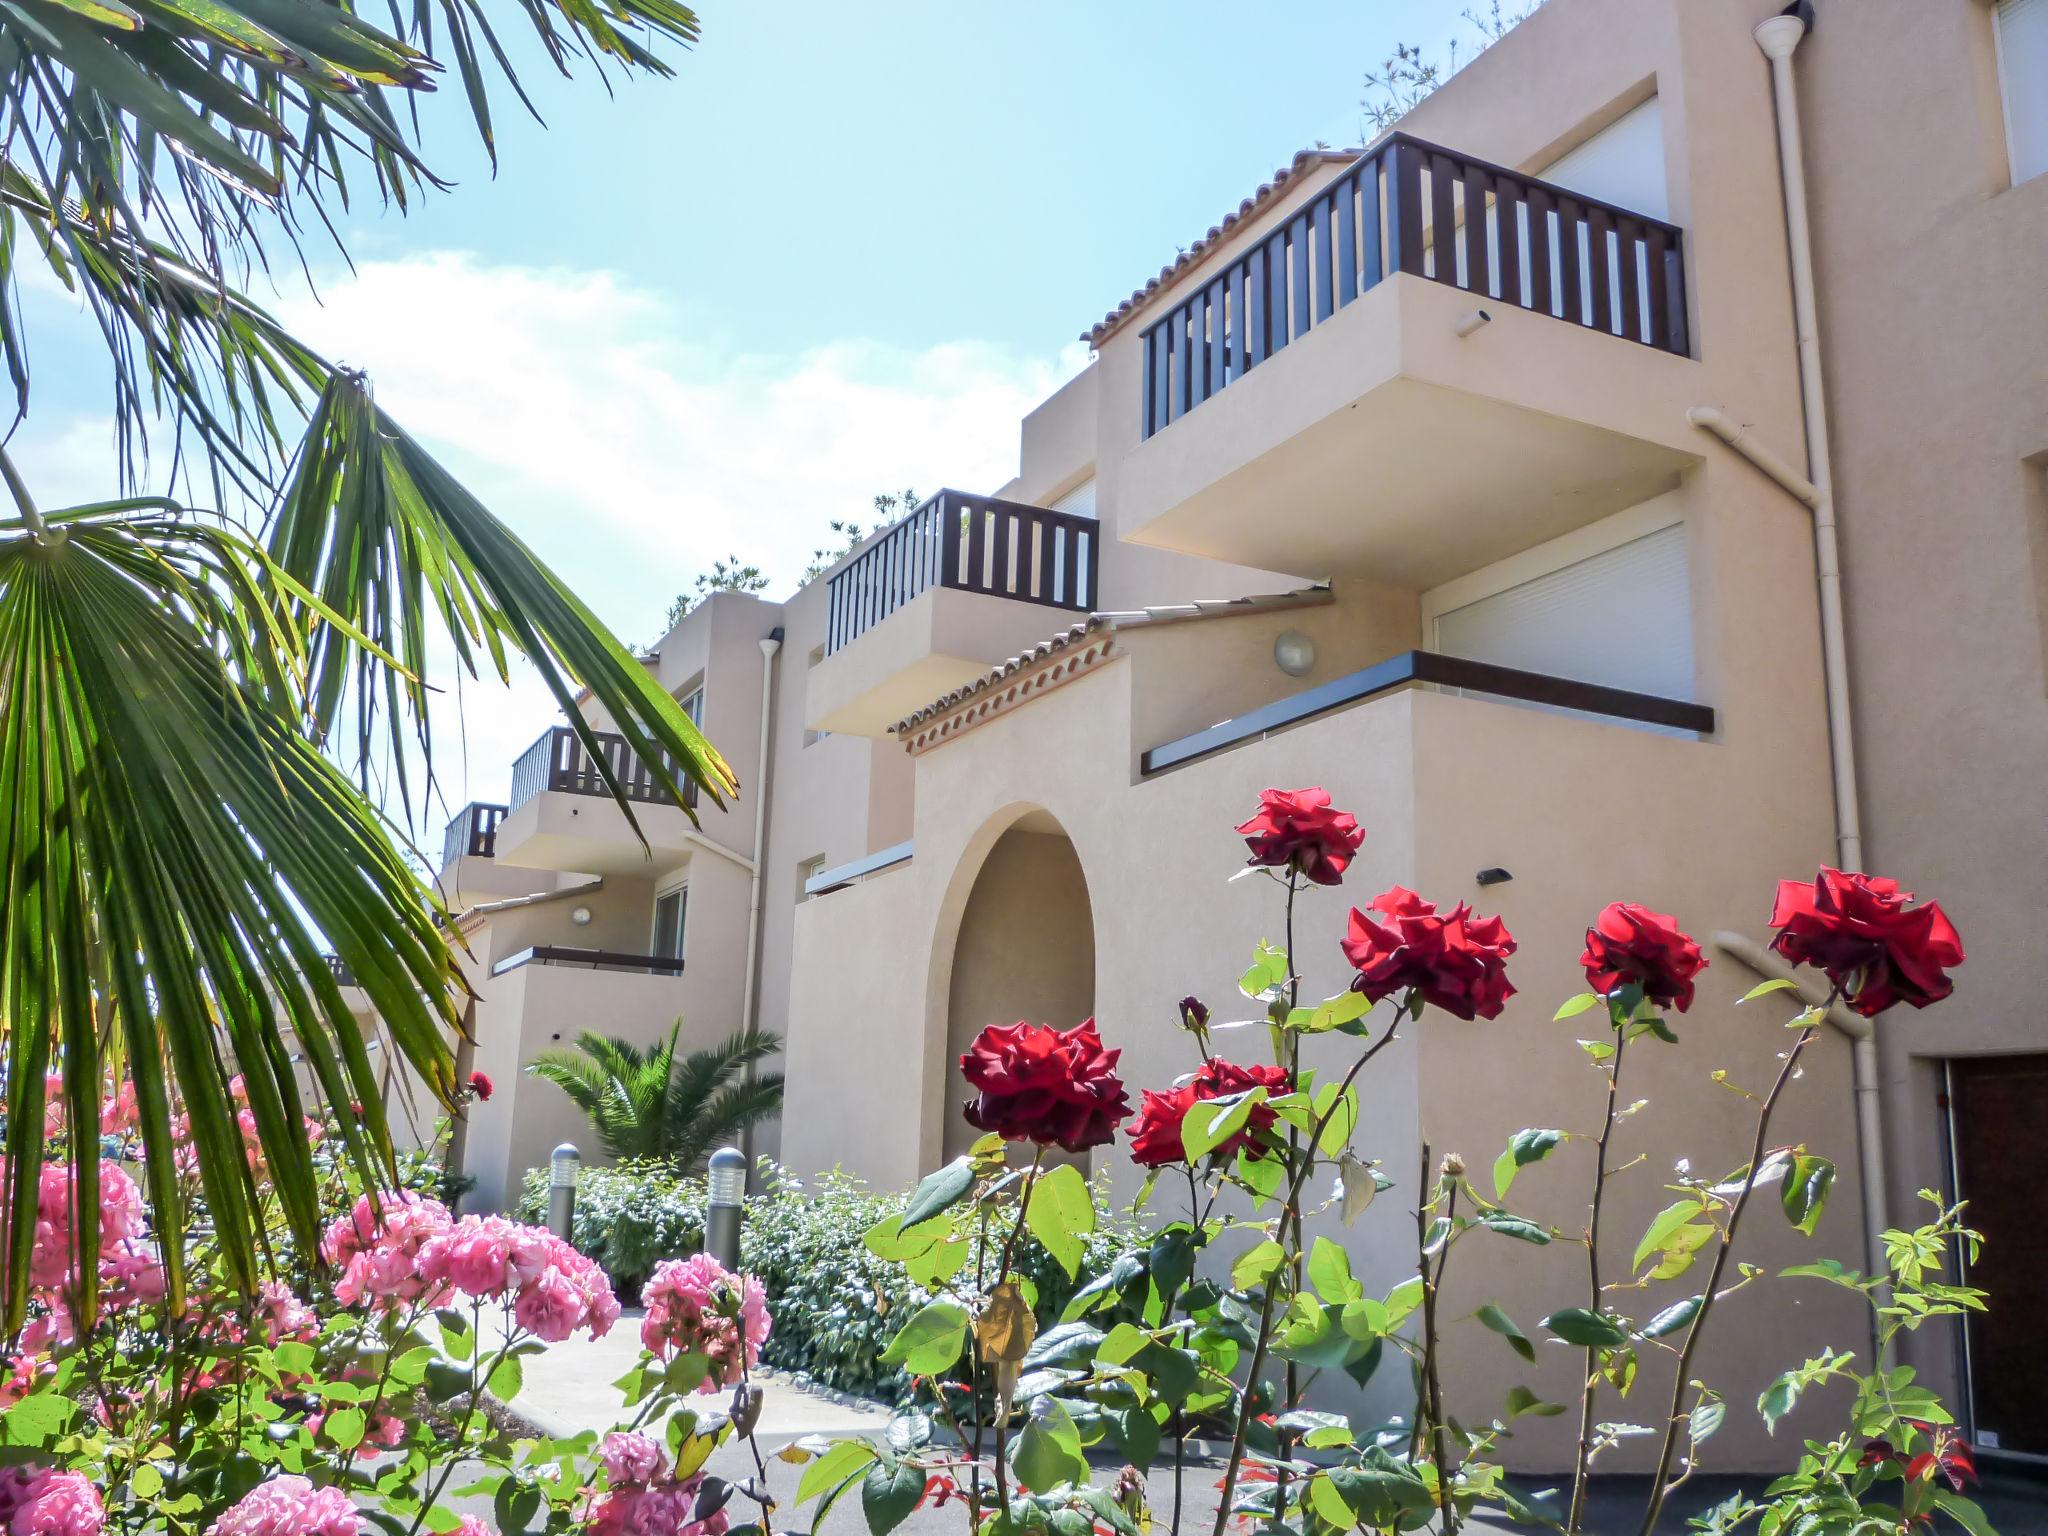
[1116,133,1702,586]
[441,801,506,869]
[808,490,1103,737]
[1140,649,1714,776]
[491,726,700,876]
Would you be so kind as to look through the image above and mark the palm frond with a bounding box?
[0,508,462,1325]
[667,1076,784,1173]
[524,1023,781,1171]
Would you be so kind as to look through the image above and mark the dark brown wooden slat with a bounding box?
[1388,141,1424,277]
[1267,230,1292,354]
[1289,211,1311,335]
[1663,237,1689,357]
[1142,327,1159,437]
[1620,221,1644,343]
[1644,225,1671,351]
[1586,207,1614,334]
[1361,150,1385,288]
[1227,262,1247,381]
[1495,175,1521,307]
[1430,152,1458,286]
[1312,196,1335,321]
[1555,194,1583,325]
[966,499,986,590]
[1527,186,1553,316]
[1463,161,1490,298]
[991,507,1012,595]
[1247,245,1269,365]
[1335,171,1358,305]
[1208,276,1228,392]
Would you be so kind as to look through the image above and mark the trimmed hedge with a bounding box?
[518,1160,1149,1402]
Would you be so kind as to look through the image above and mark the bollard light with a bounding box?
[705,1146,746,1270]
[548,1143,580,1240]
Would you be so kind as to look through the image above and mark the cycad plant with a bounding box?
[527,1023,784,1168]
[0,0,732,1326]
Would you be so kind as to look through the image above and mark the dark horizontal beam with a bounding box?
[491,945,686,977]
[804,839,914,897]
[1140,650,1715,775]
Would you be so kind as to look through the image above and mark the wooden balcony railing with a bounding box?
[1140,650,1714,774]
[440,801,507,869]
[508,726,692,814]
[1141,131,1689,439]
[825,489,1101,655]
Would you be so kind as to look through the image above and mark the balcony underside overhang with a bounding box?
[807,584,1090,739]
[1118,276,1702,588]
[491,791,697,877]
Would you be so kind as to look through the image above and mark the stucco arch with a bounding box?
[919,801,1100,1169]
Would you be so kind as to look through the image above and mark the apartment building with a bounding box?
[423,0,2045,1474]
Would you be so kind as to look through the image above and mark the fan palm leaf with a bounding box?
[526,1023,782,1170]
[0,509,461,1326]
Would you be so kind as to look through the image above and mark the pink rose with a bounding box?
[205,1476,358,1536]
[512,1266,584,1343]
[600,1431,669,1488]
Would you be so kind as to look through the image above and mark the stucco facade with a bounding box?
[383,0,2043,1475]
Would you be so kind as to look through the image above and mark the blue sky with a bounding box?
[10,0,1489,824]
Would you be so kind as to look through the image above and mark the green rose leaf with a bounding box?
[1639,1295,1703,1341]
[796,1441,879,1506]
[1554,992,1602,1020]
[862,1460,926,1536]
[1540,1308,1629,1348]
[879,1299,969,1375]
[1780,1153,1834,1236]
[1475,1304,1535,1362]
[324,1406,367,1451]
[1183,1090,1266,1163]
[901,1157,977,1229]
[1013,1397,1089,1492]
[1505,1385,1568,1419]
[1027,1162,1095,1280]
[1492,1128,1566,1198]
[1633,1196,1710,1274]
[1308,1236,1362,1303]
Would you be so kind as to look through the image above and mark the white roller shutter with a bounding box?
[1997,0,2048,184]
[1435,523,1693,702]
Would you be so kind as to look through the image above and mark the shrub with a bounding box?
[516,1158,1149,1402]
[513,1159,708,1300]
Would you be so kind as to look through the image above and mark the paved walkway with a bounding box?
[505,1308,893,1446]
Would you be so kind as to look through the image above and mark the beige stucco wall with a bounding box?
[1786,0,2048,1408]
[939,827,1097,1163]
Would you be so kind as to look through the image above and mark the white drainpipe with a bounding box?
[737,629,783,1167]
[1681,7,1889,1288]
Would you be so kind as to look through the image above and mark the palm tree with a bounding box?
[0,0,734,1324]
[526,1023,783,1168]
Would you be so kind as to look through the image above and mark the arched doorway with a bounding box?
[939,809,1096,1163]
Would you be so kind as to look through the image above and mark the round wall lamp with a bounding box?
[569,905,594,927]
[1274,629,1316,678]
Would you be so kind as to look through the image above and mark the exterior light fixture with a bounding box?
[706,1146,747,1268]
[547,1142,580,1238]
[1475,867,1513,886]
[1273,630,1316,678]
[1455,308,1493,338]
[569,905,593,927]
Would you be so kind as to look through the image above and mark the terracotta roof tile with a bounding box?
[1081,149,1363,347]
[891,586,1332,735]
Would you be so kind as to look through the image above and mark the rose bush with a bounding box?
[774,786,1994,1536]
[0,1096,783,1536]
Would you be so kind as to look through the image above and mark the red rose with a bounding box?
[1342,887,1517,1021]
[1580,902,1708,1012]
[1235,788,1363,887]
[961,1019,1131,1153]
[468,1071,494,1102]
[1126,1058,1293,1168]
[1768,868,1963,1017]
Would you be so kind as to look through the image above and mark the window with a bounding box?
[677,687,703,805]
[1052,478,1097,520]
[1430,517,1693,704]
[798,855,826,901]
[1996,0,2048,184]
[652,884,688,961]
[1534,97,1669,340]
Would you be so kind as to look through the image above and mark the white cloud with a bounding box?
[9,249,1085,826]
